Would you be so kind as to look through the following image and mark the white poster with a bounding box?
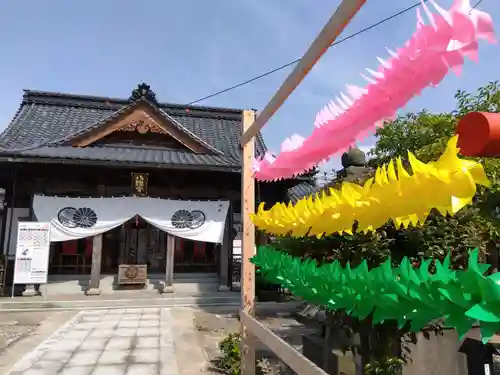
[13,222,51,284]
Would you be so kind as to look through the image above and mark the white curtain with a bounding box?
[32,195,229,243]
[138,198,229,243]
[33,196,136,242]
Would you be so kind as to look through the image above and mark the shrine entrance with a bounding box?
[119,218,166,274]
[100,217,218,275]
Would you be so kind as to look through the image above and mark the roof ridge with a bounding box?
[49,101,138,147]
[156,106,224,155]
[23,89,244,115]
[55,98,225,156]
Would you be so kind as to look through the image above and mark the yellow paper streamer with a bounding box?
[251,136,490,237]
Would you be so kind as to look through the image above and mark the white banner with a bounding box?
[14,222,51,284]
[32,195,229,244]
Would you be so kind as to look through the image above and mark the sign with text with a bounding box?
[13,222,51,284]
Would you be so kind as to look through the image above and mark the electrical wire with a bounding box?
[187,0,486,106]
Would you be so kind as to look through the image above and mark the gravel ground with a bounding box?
[0,311,51,351]
[193,308,316,375]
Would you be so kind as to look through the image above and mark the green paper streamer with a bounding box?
[251,246,500,343]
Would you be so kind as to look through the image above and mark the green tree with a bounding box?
[269,81,500,373]
[369,80,500,245]
[370,81,500,163]
[369,111,455,163]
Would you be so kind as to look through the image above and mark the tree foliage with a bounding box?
[269,81,500,373]
[369,81,500,248]
[370,81,500,163]
[277,82,500,269]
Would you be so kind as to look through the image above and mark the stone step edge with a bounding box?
[0,300,301,313]
[0,297,240,311]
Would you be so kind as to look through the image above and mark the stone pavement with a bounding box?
[7,308,179,375]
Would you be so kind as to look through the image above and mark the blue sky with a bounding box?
[0,0,497,171]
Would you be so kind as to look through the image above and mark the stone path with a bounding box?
[7,308,179,375]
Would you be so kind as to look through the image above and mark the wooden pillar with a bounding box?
[86,234,103,295]
[119,225,126,265]
[218,202,231,292]
[2,171,15,296]
[87,184,105,296]
[241,109,257,375]
[163,233,175,293]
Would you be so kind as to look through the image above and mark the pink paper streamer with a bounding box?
[253,0,496,181]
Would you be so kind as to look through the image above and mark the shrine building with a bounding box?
[0,83,300,297]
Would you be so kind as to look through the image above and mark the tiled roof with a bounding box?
[286,168,375,203]
[0,90,267,171]
[286,182,319,203]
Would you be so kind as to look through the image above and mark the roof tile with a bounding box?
[0,90,267,170]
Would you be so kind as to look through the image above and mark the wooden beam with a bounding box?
[240,311,329,375]
[241,0,367,146]
[240,109,257,375]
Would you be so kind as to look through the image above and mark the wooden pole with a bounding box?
[163,233,175,293]
[240,109,257,375]
[241,0,367,146]
[238,3,368,373]
[87,234,103,295]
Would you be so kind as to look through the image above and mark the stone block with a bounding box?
[79,338,108,351]
[74,322,99,330]
[51,339,82,352]
[64,329,90,341]
[136,337,159,349]
[118,320,140,328]
[142,314,160,321]
[97,350,130,365]
[131,348,160,364]
[114,328,137,337]
[59,366,93,375]
[142,308,160,314]
[122,314,141,321]
[217,285,230,292]
[126,363,158,375]
[93,365,126,375]
[67,351,101,367]
[162,285,174,294]
[22,287,39,297]
[402,330,468,375]
[42,349,74,362]
[137,327,160,337]
[89,329,114,339]
[139,320,159,328]
[31,360,65,373]
[85,288,101,296]
[106,337,134,351]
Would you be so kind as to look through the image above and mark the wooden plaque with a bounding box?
[118,264,148,285]
[131,172,149,197]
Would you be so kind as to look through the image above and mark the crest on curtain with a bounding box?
[171,209,206,229]
[57,207,98,228]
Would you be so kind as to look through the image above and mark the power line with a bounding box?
[187,1,427,105]
[474,0,484,8]
[187,0,485,106]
